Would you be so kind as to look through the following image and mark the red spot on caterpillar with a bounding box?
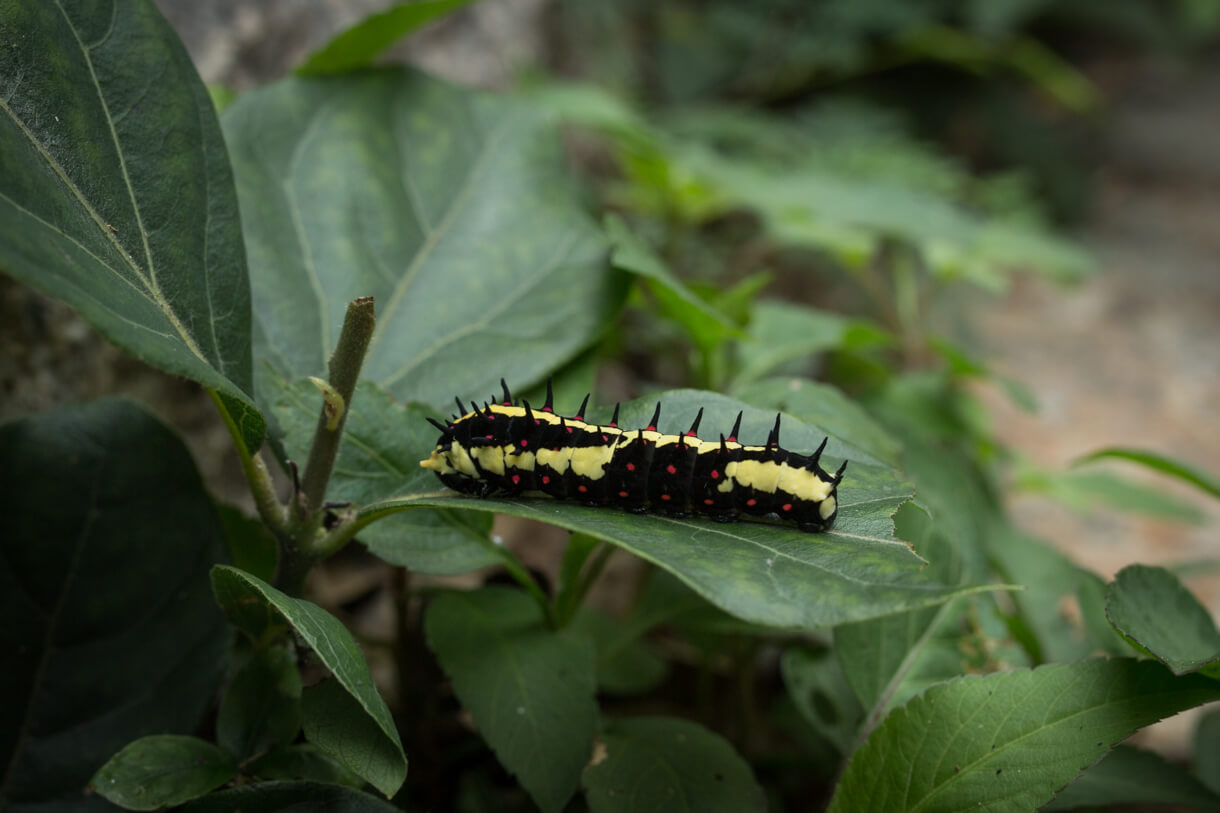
[782,503,793,512]
[660,493,671,501]
[520,440,528,447]
[511,475,520,484]
[485,434,493,439]
[646,426,656,432]
[746,498,757,507]
[711,470,719,479]
[626,463,635,471]
[541,476,550,484]
[685,431,697,436]
[618,490,628,498]
[704,498,714,505]
[578,485,588,493]
[666,464,677,475]
[602,435,609,442]
[566,426,573,433]
[727,436,737,443]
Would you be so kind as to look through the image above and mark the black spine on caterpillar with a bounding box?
[419,379,847,532]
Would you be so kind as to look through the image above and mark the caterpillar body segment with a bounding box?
[420,380,846,532]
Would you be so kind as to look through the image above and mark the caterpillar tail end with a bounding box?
[420,455,441,471]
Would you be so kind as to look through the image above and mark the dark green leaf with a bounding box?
[210,566,406,797]
[829,659,1220,813]
[605,214,738,350]
[216,503,279,585]
[298,0,481,75]
[374,391,999,629]
[781,647,863,754]
[734,302,869,387]
[582,716,765,813]
[91,736,235,810]
[272,378,500,574]
[1106,564,1220,677]
[1196,707,1220,795]
[1042,745,1220,811]
[1074,446,1220,501]
[1,399,230,808]
[302,679,407,798]
[217,644,302,760]
[247,743,364,787]
[180,781,401,812]
[570,608,669,695]
[222,68,624,413]
[424,587,598,813]
[0,0,262,448]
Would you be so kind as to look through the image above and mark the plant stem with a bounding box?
[208,389,289,539]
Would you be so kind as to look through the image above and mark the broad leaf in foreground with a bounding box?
[368,391,994,629]
[91,736,235,810]
[210,566,406,797]
[1105,564,1220,677]
[0,0,263,448]
[223,68,624,411]
[1043,745,1220,811]
[829,659,1220,813]
[582,716,765,813]
[1,399,230,809]
[425,587,597,813]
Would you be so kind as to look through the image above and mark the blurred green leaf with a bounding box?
[1043,744,1220,811]
[247,743,364,787]
[0,0,263,449]
[829,659,1220,813]
[210,566,406,797]
[298,0,480,75]
[1196,707,1220,796]
[216,503,279,585]
[570,608,669,695]
[181,781,402,811]
[302,678,407,799]
[781,647,863,754]
[1074,447,1220,501]
[1,399,230,808]
[217,644,302,761]
[92,736,235,810]
[582,717,765,813]
[1016,463,1206,524]
[1106,564,1220,677]
[425,587,597,813]
[222,68,625,413]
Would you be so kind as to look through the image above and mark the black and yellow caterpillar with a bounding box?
[419,380,847,532]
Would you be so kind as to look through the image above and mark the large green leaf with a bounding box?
[0,0,263,449]
[828,659,1220,813]
[733,302,886,389]
[210,566,406,797]
[1105,564,1220,677]
[1,399,230,809]
[582,717,765,813]
[298,0,482,76]
[271,377,500,574]
[222,68,624,411]
[424,587,598,813]
[181,781,401,812]
[371,391,1001,629]
[1073,446,1220,501]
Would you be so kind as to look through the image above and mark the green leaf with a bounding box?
[582,716,765,813]
[298,0,481,75]
[570,608,669,695]
[1074,446,1220,501]
[91,736,235,810]
[1017,464,1205,524]
[734,376,902,468]
[828,659,1220,813]
[247,743,364,787]
[1,399,230,808]
[734,301,881,387]
[217,644,302,760]
[222,68,624,413]
[373,390,1000,629]
[272,377,500,574]
[210,566,406,797]
[424,587,598,813]
[1042,744,1220,811]
[1105,564,1220,677]
[1196,707,1220,795]
[180,781,401,812]
[605,213,738,351]
[781,647,864,754]
[303,678,408,799]
[0,0,263,449]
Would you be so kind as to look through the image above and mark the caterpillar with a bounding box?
[419,380,847,533]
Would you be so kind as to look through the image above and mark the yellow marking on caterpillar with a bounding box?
[449,441,478,477]
[818,495,836,520]
[504,448,536,471]
[535,445,574,473]
[778,468,833,503]
[569,443,617,480]
[731,459,787,494]
[471,445,507,476]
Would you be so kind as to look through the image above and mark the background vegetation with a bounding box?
[3,0,1220,810]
